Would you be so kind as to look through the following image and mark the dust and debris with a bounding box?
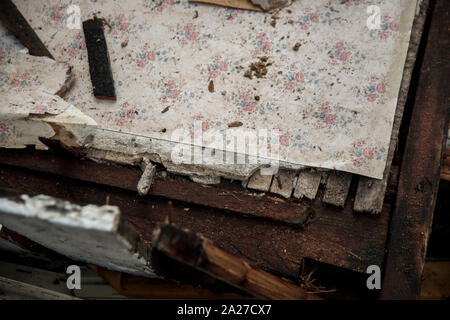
[161,106,170,113]
[121,40,128,48]
[208,80,215,93]
[270,16,278,28]
[228,121,243,128]
[243,56,271,80]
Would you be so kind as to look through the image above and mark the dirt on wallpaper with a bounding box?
[0,0,419,180]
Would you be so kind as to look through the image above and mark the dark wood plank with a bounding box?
[152,223,321,300]
[0,149,312,228]
[381,0,450,299]
[0,0,53,58]
[83,17,116,100]
[0,161,391,277]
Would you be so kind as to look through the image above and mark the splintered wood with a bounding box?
[246,170,273,191]
[294,170,322,200]
[152,223,321,300]
[323,171,352,207]
[269,169,297,198]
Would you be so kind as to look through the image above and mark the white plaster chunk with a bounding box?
[137,160,157,195]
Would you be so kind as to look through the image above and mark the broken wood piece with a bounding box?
[381,0,449,299]
[0,0,53,59]
[353,177,387,214]
[0,193,154,277]
[293,169,322,200]
[322,171,352,207]
[152,223,321,300]
[269,169,297,198]
[137,158,156,196]
[246,170,273,192]
[83,18,116,100]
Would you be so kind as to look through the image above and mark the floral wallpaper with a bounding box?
[4,0,418,179]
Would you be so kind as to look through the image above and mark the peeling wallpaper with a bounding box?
[1,0,418,179]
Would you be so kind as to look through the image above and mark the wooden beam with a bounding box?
[0,149,312,228]
[0,0,53,59]
[381,0,450,299]
[151,223,321,300]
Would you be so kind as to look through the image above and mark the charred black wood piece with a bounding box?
[83,18,116,100]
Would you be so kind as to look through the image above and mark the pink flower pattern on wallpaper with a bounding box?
[209,56,229,79]
[46,4,63,25]
[156,0,175,13]
[6,0,416,179]
[285,64,305,91]
[253,32,272,56]
[353,139,387,168]
[366,76,387,103]
[378,15,400,40]
[137,43,156,68]
[161,80,181,103]
[180,23,199,46]
[299,7,321,31]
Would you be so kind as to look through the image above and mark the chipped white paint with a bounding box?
[0,195,156,277]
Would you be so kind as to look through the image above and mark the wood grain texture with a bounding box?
[322,171,352,207]
[0,149,311,227]
[246,170,273,192]
[152,223,321,300]
[0,161,391,276]
[294,170,322,200]
[381,0,450,299]
[354,0,429,214]
[269,169,297,198]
